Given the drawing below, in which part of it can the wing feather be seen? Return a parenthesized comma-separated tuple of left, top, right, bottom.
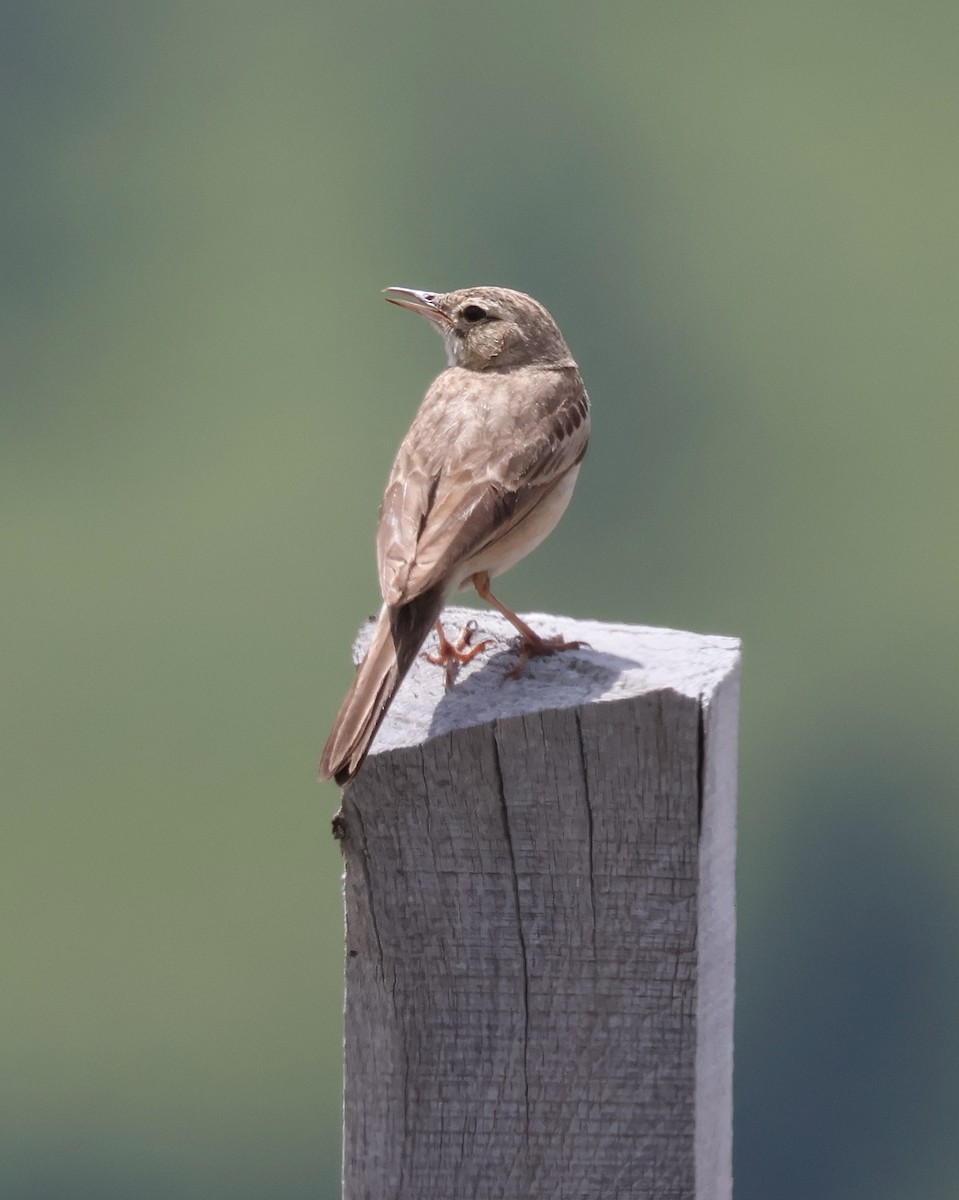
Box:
(376, 365, 589, 606)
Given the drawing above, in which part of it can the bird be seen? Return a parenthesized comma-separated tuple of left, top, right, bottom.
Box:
(318, 285, 590, 785)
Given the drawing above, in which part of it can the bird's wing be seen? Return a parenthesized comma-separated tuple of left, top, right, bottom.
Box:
(376, 366, 589, 607)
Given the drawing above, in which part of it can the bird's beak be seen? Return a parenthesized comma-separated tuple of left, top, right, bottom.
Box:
(382, 287, 451, 330)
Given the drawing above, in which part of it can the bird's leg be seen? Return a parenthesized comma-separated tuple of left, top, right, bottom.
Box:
(422, 618, 492, 687)
(471, 571, 586, 680)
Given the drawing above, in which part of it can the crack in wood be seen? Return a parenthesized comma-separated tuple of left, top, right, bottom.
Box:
(349, 802, 385, 979)
(491, 727, 531, 1140)
(574, 710, 598, 963)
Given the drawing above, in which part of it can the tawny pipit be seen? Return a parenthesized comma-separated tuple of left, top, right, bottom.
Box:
(319, 286, 590, 785)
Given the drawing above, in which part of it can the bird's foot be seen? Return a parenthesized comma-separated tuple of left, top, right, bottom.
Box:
(423, 620, 493, 687)
(501, 633, 588, 683)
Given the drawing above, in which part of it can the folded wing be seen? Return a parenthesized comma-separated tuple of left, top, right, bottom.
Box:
(376, 366, 589, 607)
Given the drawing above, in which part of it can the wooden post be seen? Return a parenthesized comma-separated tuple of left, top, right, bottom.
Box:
(336, 608, 740, 1200)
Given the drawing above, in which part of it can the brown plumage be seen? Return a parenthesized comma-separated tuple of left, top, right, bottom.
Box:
(319, 286, 590, 785)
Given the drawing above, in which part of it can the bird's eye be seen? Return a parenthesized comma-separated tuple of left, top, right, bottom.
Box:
(461, 304, 487, 323)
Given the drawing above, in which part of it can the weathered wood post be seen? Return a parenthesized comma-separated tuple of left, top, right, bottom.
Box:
(335, 608, 740, 1200)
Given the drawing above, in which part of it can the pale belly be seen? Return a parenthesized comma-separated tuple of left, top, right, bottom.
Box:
(453, 465, 581, 590)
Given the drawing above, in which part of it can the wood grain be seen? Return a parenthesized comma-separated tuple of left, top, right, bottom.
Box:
(336, 609, 740, 1199)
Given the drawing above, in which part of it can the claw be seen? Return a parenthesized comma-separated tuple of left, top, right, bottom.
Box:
(422, 619, 493, 687)
(500, 633, 588, 683)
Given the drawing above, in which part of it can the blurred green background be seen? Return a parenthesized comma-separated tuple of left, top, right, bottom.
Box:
(3, 2, 957, 1197)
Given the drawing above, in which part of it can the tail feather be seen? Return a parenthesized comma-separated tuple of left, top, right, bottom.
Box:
(318, 589, 443, 785)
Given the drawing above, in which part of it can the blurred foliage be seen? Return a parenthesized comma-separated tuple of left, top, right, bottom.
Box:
(3, 2, 958, 1197)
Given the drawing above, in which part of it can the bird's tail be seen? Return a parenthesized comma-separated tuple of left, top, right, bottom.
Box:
(318, 589, 443, 785)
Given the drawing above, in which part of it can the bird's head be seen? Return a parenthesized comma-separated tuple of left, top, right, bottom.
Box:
(383, 285, 574, 371)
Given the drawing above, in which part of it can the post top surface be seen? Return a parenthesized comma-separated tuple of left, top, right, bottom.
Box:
(354, 607, 741, 759)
